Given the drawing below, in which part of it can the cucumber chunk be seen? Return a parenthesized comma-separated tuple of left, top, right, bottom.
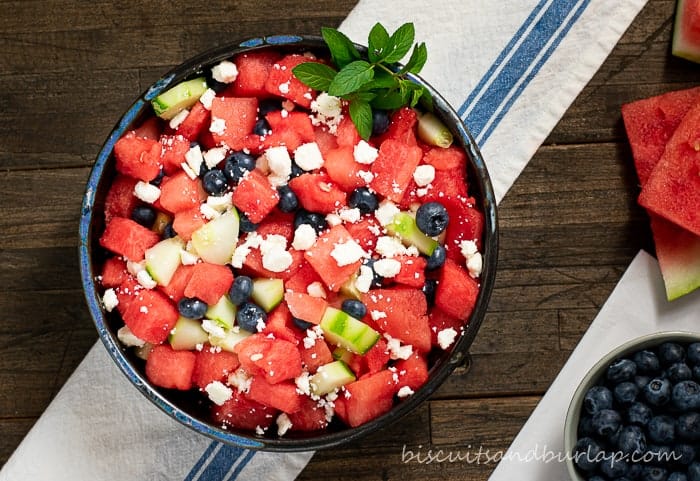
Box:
(310, 360, 356, 396)
(191, 209, 240, 265)
(332, 346, 354, 364)
(339, 272, 362, 300)
(320, 307, 380, 355)
(251, 278, 284, 312)
(386, 211, 439, 256)
(209, 327, 253, 352)
(169, 316, 209, 350)
(151, 77, 208, 120)
(145, 236, 184, 286)
(417, 112, 453, 148)
(205, 295, 237, 329)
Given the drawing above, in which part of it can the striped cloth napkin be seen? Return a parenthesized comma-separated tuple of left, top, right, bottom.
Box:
(0, 0, 647, 479)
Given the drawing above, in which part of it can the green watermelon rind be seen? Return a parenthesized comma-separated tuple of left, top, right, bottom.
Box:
(672, 0, 700, 63)
(651, 215, 700, 300)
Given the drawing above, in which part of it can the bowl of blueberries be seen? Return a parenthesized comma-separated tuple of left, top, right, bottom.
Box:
(565, 331, 700, 481)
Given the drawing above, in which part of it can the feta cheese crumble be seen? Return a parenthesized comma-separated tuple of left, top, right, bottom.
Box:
(384, 334, 414, 360)
(310, 93, 343, 133)
(201, 319, 226, 339)
(134, 181, 161, 204)
(353, 140, 379, 165)
(259, 234, 293, 272)
(205, 381, 233, 406)
(373, 258, 401, 278)
(397, 386, 415, 398)
(168, 108, 190, 129)
(306, 281, 327, 299)
(199, 88, 216, 110)
(117, 325, 145, 348)
(102, 288, 119, 312)
(375, 236, 406, 258)
(211, 60, 238, 84)
(291, 223, 317, 251)
(209, 117, 226, 135)
(228, 368, 252, 393)
(375, 200, 400, 226)
(276, 413, 293, 436)
(459, 240, 483, 278)
(231, 232, 262, 268)
(293, 142, 325, 171)
(265, 146, 292, 187)
(278, 81, 290, 94)
(355, 265, 374, 293)
(338, 207, 361, 224)
(413, 164, 435, 187)
(184, 144, 204, 178)
(136, 269, 157, 289)
(330, 239, 366, 266)
(437, 328, 458, 350)
(203, 146, 228, 169)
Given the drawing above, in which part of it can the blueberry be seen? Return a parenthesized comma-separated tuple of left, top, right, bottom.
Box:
(628, 402, 654, 426)
(688, 462, 700, 481)
(616, 382, 640, 406)
(239, 213, 259, 233)
(178, 297, 208, 319)
(579, 415, 595, 436)
(608, 358, 638, 383)
(362, 258, 383, 288)
(647, 444, 674, 465)
(574, 437, 602, 472)
(668, 363, 694, 383)
(292, 317, 313, 330)
(644, 378, 672, 407)
(422, 279, 438, 307)
(290, 161, 304, 179)
(600, 456, 629, 478)
(277, 185, 299, 213)
(371, 109, 391, 136)
(348, 188, 379, 215)
(668, 473, 688, 481)
(258, 99, 282, 116)
(676, 412, 700, 442)
(688, 344, 700, 367)
(635, 350, 662, 374)
(223, 151, 256, 183)
(150, 169, 165, 187)
(694, 366, 700, 383)
(584, 386, 614, 415)
(229, 276, 253, 306)
(198, 161, 210, 178)
(254, 117, 271, 136)
(618, 425, 648, 455)
(587, 477, 606, 481)
(415, 202, 450, 237)
(629, 463, 643, 479)
(426, 245, 447, 270)
(163, 222, 177, 239)
(636, 375, 652, 390)
(236, 302, 267, 332)
(592, 409, 622, 438)
(672, 443, 696, 465)
(131, 205, 157, 228)
(294, 209, 327, 234)
(202, 168, 228, 196)
(672, 381, 700, 411)
(641, 465, 668, 481)
(341, 299, 367, 319)
(648, 415, 676, 445)
(204, 70, 228, 93)
(659, 342, 686, 366)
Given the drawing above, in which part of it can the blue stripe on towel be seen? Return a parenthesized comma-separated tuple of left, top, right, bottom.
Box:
(459, 0, 591, 145)
(184, 442, 255, 481)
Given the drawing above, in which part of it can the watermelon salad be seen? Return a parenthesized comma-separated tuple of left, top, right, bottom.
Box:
(95, 46, 485, 437)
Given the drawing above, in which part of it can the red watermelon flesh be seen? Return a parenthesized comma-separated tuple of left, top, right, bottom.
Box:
(304, 225, 363, 292)
(122, 288, 179, 344)
(159, 171, 207, 214)
(183, 262, 233, 306)
(323, 146, 366, 192)
(100, 257, 128, 288)
(247, 377, 303, 414)
(212, 389, 277, 431)
(299, 339, 334, 374)
(284, 291, 328, 325)
(231, 169, 279, 223)
(104, 174, 139, 223)
(394, 352, 429, 392)
(114, 136, 162, 181)
(370, 139, 423, 202)
(262, 302, 300, 345)
(334, 369, 396, 428)
(145, 345, 196, 390)
(230, 51, 281, 98)
(287, 396, 329, 431)
(435, 258, 479, 321)
(176, 102, 210, 141)
(99, 217, 160, 262)
(159, 264, 194, 302)
(191, 349, 240, 389)
(159, 135, 191, 175)
(288, 173, 347, 214)
(672, 0, 700, 63)
(264, 54, 317, 108)
(209, 96, 258, 150)
(172, 206, 205, 242)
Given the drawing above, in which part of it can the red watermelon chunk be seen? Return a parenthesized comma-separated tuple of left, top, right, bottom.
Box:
(370, 139, 423, 202)
(263, 303, 300, 345)
(212, 389, 277, 431)
(362, 338, 391, 374)
(287, 396, 329, 431)
(266, 110, 315, 142)
(264, 54, 317, 108)
(335, 116, 362, 147)
(443, 197, 484, 259)
(422, 167, 469, 203)
(334, 369, 396, 428)
(240, 246, 304, 280)
(176, 102, 211, 141)
(394, 352, 429, 392)
(672, 0, 700, 63)
(115, 276, 140, 316)
(256, 211, 295, 243)
(376, 107, 417, 146)
(100, 257, 129, 288)
(114, 135, 162, 181)
(428, 308, 464, 348)
(172, 206, 205, 242)
(422, 145, 467, 170)
(191, 349, 240, 389)
(435, 258, 478, 321)
(230, 51, 281, 98)
(159, 264, 194, 302)
(288, 173, 347, 214)
(393, 255, 427, 288)
(299, 339, 334, 374)
(131, 117, 162, 140)
(247, 377, 303, 414)
(235, 334, 302, 384)
(232, 169, 279, 223)
(345, 215, 380, 251)
(145, 345, 196, 390)
(324, 146, 366, 192)
(123, 288, 179, 344)
(183, 262, 234, 306)
(209, 96, 258, 150)
(159, 171, 207, 214)
(99, 217, 160, 262)
(159, 135, 191, 175)
(361, 287, 431, 352)
(304, 225, 363, 292)
(314, 125, 339, 155)
(284, 291, 328, 325)
(284, 262, 324, 293)
(104, 174, 139, 223)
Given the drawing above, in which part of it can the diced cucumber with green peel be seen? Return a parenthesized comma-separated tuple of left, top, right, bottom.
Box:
(251, 278, 284, 313)
(151, 77, 208, 120)
(209, 327, 253, 353)
(320, 307, 380, 355)
(309, 360, 356, 396)
(169, 316, 209, 350)
(339, 272, 362, 300)
(386, 211, 439, 256)
(332, 346, 354, 364)
(145, 236, 184, 286)
(191, 209, 240, 265)
(205, 295, 237, 329)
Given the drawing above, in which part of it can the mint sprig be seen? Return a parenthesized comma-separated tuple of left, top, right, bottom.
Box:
(293, 22, 431, 140)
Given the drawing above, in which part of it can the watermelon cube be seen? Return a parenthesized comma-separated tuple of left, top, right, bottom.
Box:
(172, 206, 206, 242)
(145, 345, 197, 390)
(212, 389, 277, 430)
(287, 396, 329, 431)
(191, 349, 240, 389)
(104, 174, 139, 223)
(284, 261, 324, 293)
(176, 102, 211, 141)
(232, 169, 279, 223)
(209, 96, 258, 150)
(394, 352, 429, 392)
(304, 225, 363, 292)
(263, 303, 300, 345)
(288, 173, 347, 214)
(114, 135, 162, 182)
(422, 145, 467, 171)
(240, 247, 304, 280)
(335, 116, 362, 147)
(428, 307, 464, 348)
(230, 51, 281, 98)
(435, 258, 479, 321)
(323, 146, 366, 192)
(122, 288, 179, 344)
(131, 117, 162, 140)
(443, 197, 484, 259)
(264, 54, 317, 108)
(100, 257, 129, 288)
(393, 255, 427, 288)
(235, 334, 302, 384)
(159, 135, 191, 175)
(345, 215, 380, 251)
(159, 171, 207, 214)
(159, 264, 194, 302)
(183, 262, 234, 306)
(284, 291, 328, 325)
(265, 110, 315, 143)
(334, 369, 396, 428)
(370, 139, 424, 202)
(247, 377, 303, 414)
(299, 339, 334, 374)
(376, 107, 418, 146)
(99, 217, 160, 262)
(314, 125, 339, 155)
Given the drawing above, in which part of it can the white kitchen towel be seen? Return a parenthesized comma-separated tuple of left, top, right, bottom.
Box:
(0, 0, 648, 480)
(489, 250, 700, 481)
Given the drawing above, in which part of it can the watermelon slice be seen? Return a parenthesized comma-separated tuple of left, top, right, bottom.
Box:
(672, 0, 700, 63)
(624, 89, 700, 299)
(145, 345, 196, 390)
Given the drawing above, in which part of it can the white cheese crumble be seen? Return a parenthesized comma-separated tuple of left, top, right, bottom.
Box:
(355, 265, 374, 293)
(231, 232, 262, 268)
(307, 281, 327, 299)
(278, 81, 290, 94)
(437, 328, 458, 350)
(259, 234, 293, 272)
(203, 146, 228, 169)
(180, 249, 199, 265)
(460, 240, 478, 257)
(181, 162, 198, 180)
(211, 60, 238, 84)
(303, 326, 324, 349)
(205, 381, 233, 406)
(136, 269, 157, 289)
(126, 260, 145, 276)
(102, 288, 119, 312)
(325, 213, 343, 227)
(330, 239, 366, 267)
(338, 207, 361, 224)
(265, 146, 292, 187)
(185, 144, 204, 177)
(373, 258, 401, 278)
(276, 413, 293, 436)
(375, 236, 406, 258)
(169, 108, 190, 129)
(228, 368, 252, 393)
(209, 117, 227, 136)
(117, 326, 145, 347)
(293, 142, 325, 171)
(199, 88, 216, 110)
(413, 164, 435, 187)
(250, 353, 264, 362)
(466, 252, 483, 278)
(370, 310, 387, 321)
(353, 140, 379, 165)
(201, 319, 226, 338)
(200, 203, 221, 220)
(291, 223, 317, 251)
(295, 371, 311, 395)
(134, 181, 161, 204)
(310, 93, 343, 133)
(207, 192, 233, 211)
(357, 170, 374, 184)
(397, 386, 415, 398)
(384, 334, 414, 360)
(375, 200, 400, 226)
(255, 425, 266, 436)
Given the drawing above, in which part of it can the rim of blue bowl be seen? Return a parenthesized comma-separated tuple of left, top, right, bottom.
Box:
(564, 330, 700, 481)
(78, 34, 499, 452)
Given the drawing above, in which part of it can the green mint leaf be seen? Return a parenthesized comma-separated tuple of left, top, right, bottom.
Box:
(349, 99, 373, 141)
(350, 91, 377, 103)
(328, 60, 374, 97)
(419, 87, 434, 111)
(383, 23, 415, 63)
(400, 42, 428, 74)
(321, 27, 360, 69)
(410, 85, 424, 107)
(368, 23, 390, 63)
(292, 62, 337, 91)
(370, 89, 406, 110)
(359, 69, 396, 90)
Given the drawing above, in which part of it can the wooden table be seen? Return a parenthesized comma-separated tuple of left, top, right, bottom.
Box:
(1, 0, 697, 479)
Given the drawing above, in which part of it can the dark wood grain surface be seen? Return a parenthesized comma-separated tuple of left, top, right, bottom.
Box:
(1, 0, 697, 479)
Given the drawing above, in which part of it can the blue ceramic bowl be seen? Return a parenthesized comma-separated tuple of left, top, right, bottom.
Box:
(78, 35, 498, 451)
